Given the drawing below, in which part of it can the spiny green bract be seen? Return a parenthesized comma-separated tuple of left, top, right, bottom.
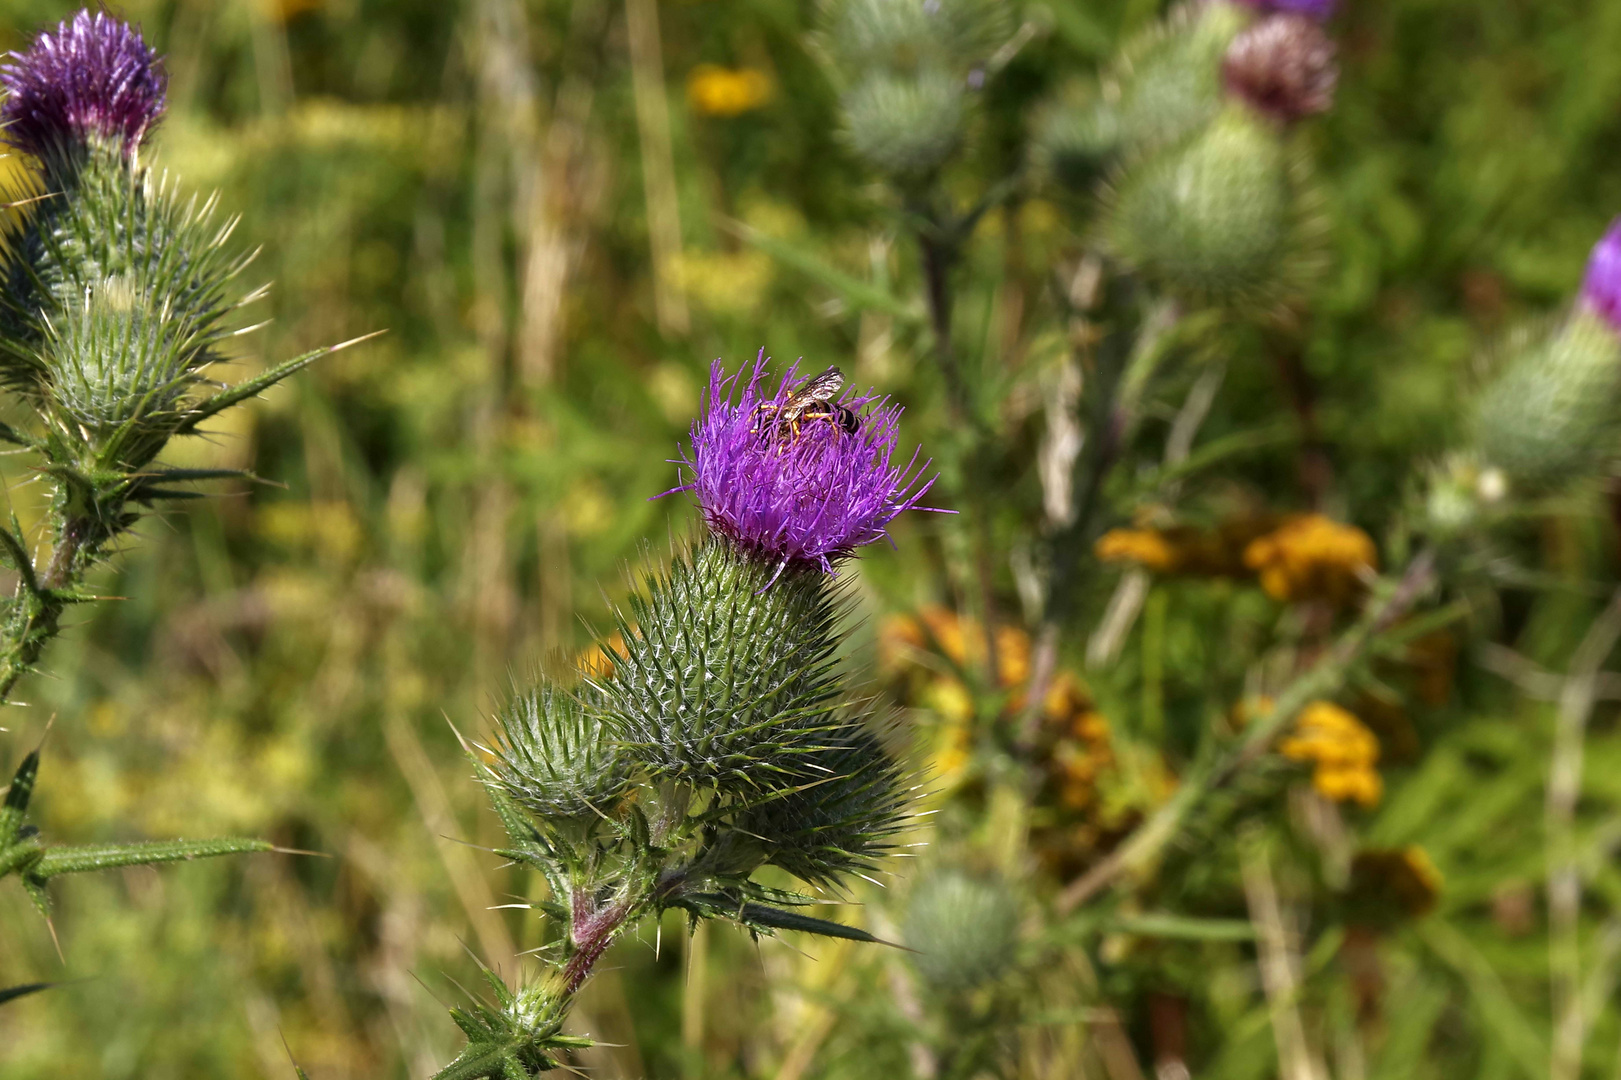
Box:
(1105, 105, 1325, 308)
(901, 868, 1021, 997)
(1036, 3, 1246, 200)
(821, 0, 1009, 81)
(742, 720, 912, 890)
(0, 144, 248, 421)
(488, 683, 630, 821)
(1475, 307, 1621, 491)
(841, 69, 965, 187)
(597, 541, 847, 791)
(1110, 1, 1247, 156)
(45, 276, 205, 430)
(435, 965, 592, 1080)
(1, 147, 252, 456)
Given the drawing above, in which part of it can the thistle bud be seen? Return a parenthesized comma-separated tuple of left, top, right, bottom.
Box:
(1475, 309, 1621, 492)
(488, 684, 630, 822)
(1108, 1, 1248, 155)
(841, 69, 965, 187)
(1470, 224, 1621, 490)
(1223, 14, 1337, 122)
(598, 541, 847, 792)
(742, 721, 911, 889)
(824, 0, 1009, 77)
(901, 869, 1020, 997)
(1, 11, 165, 167)
(820, 0, 1008, 187)
(1105, 104, 1322, 307)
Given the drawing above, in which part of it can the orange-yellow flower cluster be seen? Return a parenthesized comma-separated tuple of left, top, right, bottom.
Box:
(686, 65, 773, 117)
(1052, 698, 1113, 811)
(879, 605, 1033, 692)
(1280, 701, 1382, 807)
(1094, 517, 1278, 578)
(1095, 528, 1180, 573)
(1243, 514, 1377, 605)
(879, 606, 1108, 789)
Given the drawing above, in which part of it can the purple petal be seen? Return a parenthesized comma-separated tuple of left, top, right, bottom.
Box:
(1, 10, 167, 159)
(667, 353, 946, 573)
(1233, 0, 1337, 23)
(1581, 218, 1621, 333)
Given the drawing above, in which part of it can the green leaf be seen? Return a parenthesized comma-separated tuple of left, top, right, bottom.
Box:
(33, 836, 271, 877)
(1, 749, 40, 839)
(0, 982, 53, 1006)
(734, 902, 885, 944)
(431, 1040, 528, 1080)
(0, 525, 40, 597)
(179, 331, 383, 433)
(0, 421, 39, 449)
(1124, 422, 1295, 495)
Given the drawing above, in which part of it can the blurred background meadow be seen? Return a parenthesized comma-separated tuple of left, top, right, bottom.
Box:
(6, 0, 1621, 1077)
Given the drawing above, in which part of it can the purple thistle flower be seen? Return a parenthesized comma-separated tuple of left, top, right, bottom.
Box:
(1223, 14, 1337, 122)
(668, 354, 944, 573)
(1, 10, 167, 159)
(1234, 0, 1337, 23)
(1580, 218, 1621, 333)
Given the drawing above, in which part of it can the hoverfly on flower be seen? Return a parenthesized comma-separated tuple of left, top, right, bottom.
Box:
(753, 365, 861, 442)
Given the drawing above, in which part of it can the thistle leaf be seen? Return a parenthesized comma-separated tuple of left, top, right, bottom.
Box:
(33, 836, 271, 877)
(0, 982, 54, 1006)
(732, 902, 885, 943)
(179, 331, 383, 434)
(2, 749, 41, 835)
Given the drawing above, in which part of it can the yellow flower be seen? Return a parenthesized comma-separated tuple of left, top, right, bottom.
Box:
(924, 677, 975, 726)
(1280, 701, 1383, 807)
(930, 714, 974, 785)
(687, 65, 773, 117)
(1312, 764, 1383, 807)
(1095, 528, 1179, 573)
(1243, 514, 1377, 604)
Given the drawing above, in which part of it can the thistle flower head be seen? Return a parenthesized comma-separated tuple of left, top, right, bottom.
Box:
(672, 354, 940, 573)
(487, 682, 630, 822)
(1234, 0, 1336, 22)
(1, 10, 166, 159)
(1580, 218, 1621, 332)
(1223, 13, 1337, 121)
(743, 720, 912, 889)
(902, 869, 1021, 996)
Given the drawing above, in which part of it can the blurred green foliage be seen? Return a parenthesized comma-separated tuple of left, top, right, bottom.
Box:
(5, 0, 1621, 1076)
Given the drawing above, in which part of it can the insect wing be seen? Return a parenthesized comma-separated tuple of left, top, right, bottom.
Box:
(786, 366, 845, 409)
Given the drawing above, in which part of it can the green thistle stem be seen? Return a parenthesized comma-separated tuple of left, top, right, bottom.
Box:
(0, 513, 96, 704)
